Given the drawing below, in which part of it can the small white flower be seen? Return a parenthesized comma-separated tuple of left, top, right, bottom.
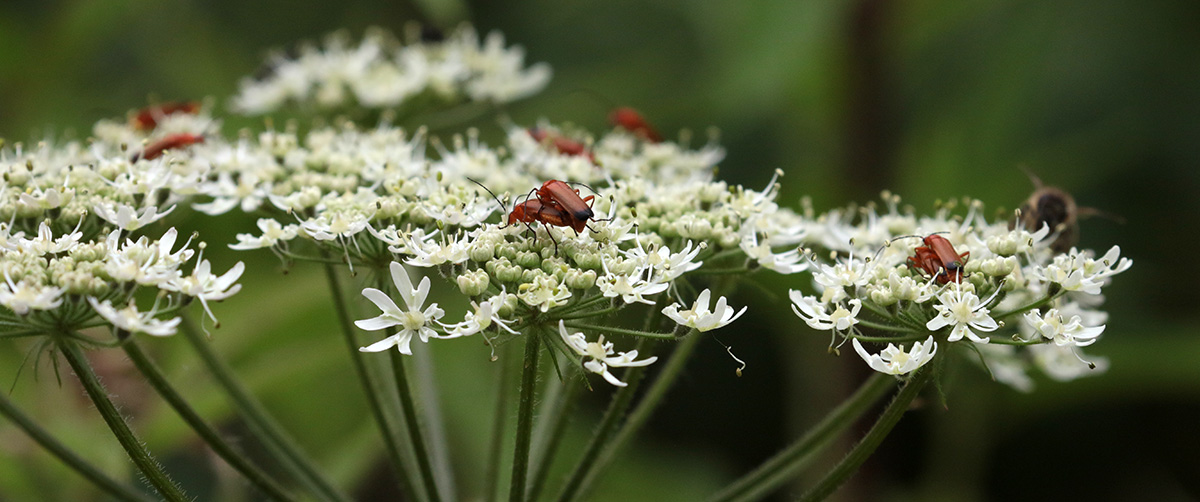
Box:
(1023, 309, 1104, 347)
(438, 291, 517, 339)
(87, 297, 181, 337)
(1030, 343, 1108, 381)
(739, 229, 807, 274)
(93, 203, 176, 231)
(18, 221, 83, 255)
(926, 285, 1000, 343)
(164, 257, 245, 325)
(229, 219, 301, 250)
(852, 336, 937, 375)
(558, 320, 658, 387)
(517, 274, 572, 312)
(662, 289, 747, 332)
(789, 292, 861, 333)
(356, 262, 445, 354)
(596, 260, 668, 305)
(0, 273, 63, 315)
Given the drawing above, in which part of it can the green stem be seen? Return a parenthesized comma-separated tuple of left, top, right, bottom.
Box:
(549, 294, 610, 318)
(390, 351, 443, 502)
(692, 267, 753, 276)
(484, 343, 518, 502)
(985, 336, 1049, 346)
(850, 333, 930, 344)
(705, 373, 896, 502)
(0, 389, 152, 502)
(562, 278, 737, 501)
(509, 329, 543, 502)
(798, 367, 933, 501)
(556, 306, 622, 320)
(562, 322, 675, 340)
(562, 334, 694, 501)
(121, 338, 296, 501)
(526, 366, 583, 502)
(855, 319, 921, 334)
(179, 314, 350, 502)
(323, 263, 422, 501)
(56, 338, 188, 501)
(992, 291, 1064, 320)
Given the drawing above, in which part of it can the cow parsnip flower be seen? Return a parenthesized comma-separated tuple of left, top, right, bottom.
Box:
(356, 262, 445, 354)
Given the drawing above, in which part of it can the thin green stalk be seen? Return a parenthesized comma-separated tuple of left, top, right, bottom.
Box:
(484, 342, 518, 502)
(323, 262, 422, 501)
(554, 290, 678, 502)
(526, 366, 583, 502)
(562, 334, 694, 501)
(0, 389, 152, 502)
(798, 367, 933, 501)
(850, 333, 929, 343)
(985, 336, 1049, 346)
(692, 267, 753, 276)
(992, 290, 1065, 320)
(556, 306, 622, 320)
(509, 328, 543, 502)
(562, 322, 675, 340)
(179, 314, 350, 502)
(121, 338, 296, 501)
(705, 373, 895, 502)
(390, 351, 443, 502)
(855, 319, 921, 334)
(56, 338, 188, 501)
(413, 347, 457, 501)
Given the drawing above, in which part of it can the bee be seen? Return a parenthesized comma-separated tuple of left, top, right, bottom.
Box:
(1012, 168, 1121, 253)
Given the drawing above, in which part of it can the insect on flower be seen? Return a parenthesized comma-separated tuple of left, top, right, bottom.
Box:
(1011, 168, 1123, 253)
(608, 106, 662, 143)
(900, 233, 969, 284)
(134, 133, 205, 162)
(468, 178, 610, 255)
(130, 101, 201, 131)
(527, 128, 595, 162)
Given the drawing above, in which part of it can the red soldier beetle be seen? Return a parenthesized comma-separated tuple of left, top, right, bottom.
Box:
(527, 128, 595, 162)
(608, 106, 662, 143)
(131, 102, 201, 131)
(895, 232, 969, 284)
(133, 133, 205, 162)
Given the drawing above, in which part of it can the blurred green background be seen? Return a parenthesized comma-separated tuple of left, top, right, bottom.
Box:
(2, 0, 1199, 500)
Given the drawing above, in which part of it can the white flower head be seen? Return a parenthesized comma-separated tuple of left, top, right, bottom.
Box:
(926, 285, 1001, 343)
(789, 291, 861, 333)
(558, 320, 658, 387)
(356, 262, 445, 354)
(164, 254, 245, 325)
(0, 273, 63, 315)
(852, 336, 937, 375)
(87, 297, 181, 337)
(662, 289, 747, 332)
(1023, 309, 1104, 347)
(93, 202, 176, 231)
(438, 290, 518, 339)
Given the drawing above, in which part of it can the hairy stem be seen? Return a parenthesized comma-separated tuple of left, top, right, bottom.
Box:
(56, 338, 188, 501)
(509, 329, 543, 502)
(323, 262, 422, 501)
(179, 314, 349, 502)
(799, 367, 932, 501)
(390, 350, 444, 502)
(0, 388, 152, 502)
(706, 373, 895, 502)
(121, 338, 296, 501)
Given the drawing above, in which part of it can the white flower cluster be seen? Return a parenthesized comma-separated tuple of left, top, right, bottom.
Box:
(193, 115, 794, 385)
(787, 194, 1131, 386)
(0, 107, 243, 338)
(231, 25, 551, 115)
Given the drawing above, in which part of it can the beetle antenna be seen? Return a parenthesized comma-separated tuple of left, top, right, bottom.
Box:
(466, 177, 512, 228)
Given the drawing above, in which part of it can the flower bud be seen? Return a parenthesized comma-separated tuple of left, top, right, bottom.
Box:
(456, 269, 490, 297)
